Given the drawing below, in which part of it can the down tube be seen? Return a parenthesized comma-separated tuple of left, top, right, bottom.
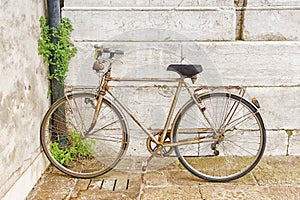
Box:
(107, 90, 160, 144)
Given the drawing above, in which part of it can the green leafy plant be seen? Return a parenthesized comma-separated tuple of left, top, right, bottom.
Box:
(50, 131, 95, 165)
(38, 16, 77, 85)
(50, 142, 73, 165)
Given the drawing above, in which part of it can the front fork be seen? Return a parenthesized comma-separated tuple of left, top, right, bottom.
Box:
(89, 72, 111, 132)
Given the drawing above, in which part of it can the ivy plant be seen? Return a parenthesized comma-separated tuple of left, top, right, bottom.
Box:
(38, 16, 77, 85)
(50, 131, 95, 165)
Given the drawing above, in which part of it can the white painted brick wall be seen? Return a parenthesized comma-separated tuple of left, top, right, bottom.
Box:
(63, 7, 236, 41)
(247, 0, 300, 6)
(237, 0, 300, 40)
(65, 0, 234, 7)
(243, 8, 300, 41)
(63, 0, 300, 158)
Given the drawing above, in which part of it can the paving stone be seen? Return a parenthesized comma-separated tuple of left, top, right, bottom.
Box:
(141, 185, 203, 200)
(26, 167, 77, 200)
(252, 156, 300, 185)
(27, 156, 300, 199)
(199, 184, 300, 200)
(142, 171, 168, 186)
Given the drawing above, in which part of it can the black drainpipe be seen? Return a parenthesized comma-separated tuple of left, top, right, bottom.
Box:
(47, 0, 64, 104)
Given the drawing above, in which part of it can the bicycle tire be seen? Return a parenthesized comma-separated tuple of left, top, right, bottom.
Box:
(173, 92, 266, 182)
(40, 92, 129, 178)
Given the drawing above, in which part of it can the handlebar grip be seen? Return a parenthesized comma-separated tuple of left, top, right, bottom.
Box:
(94, 44, 110, 52)
(94, 44, 101, 49)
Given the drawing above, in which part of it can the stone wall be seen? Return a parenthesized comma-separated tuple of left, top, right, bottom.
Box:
(0, 1, 49, 199)
(62, 0, 300, 164)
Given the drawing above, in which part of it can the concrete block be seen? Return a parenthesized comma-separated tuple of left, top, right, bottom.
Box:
(149, 0, 234, 7)
(182, 41, 300, 87)
(243, 8, 300, 41)
(289, 130, 300, 155)
(65, 0, 149, 7)
(67, 42, 299, 130)
(264, 130, 288, 156)
(65, 0, 233, 7)
(247, 87, 300, 130)
(66, 42, 182, 86)
(62, 8, 236, 41)
(67, 41, 300, 87)
(247, 0, 300, 7)
(242, 0, 300, 41)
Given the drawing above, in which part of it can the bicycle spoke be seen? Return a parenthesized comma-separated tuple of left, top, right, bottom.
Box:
(88, 135, 123, 143)
(174, 92, 265, 182)
(40, 93, 128, 178)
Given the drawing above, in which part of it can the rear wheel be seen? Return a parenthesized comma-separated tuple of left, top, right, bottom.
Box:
(173, 92, 266, 182)
(40, 93, 129, 178)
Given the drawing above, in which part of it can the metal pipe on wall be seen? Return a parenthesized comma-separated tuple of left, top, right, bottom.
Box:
(47, 0, 64, 103)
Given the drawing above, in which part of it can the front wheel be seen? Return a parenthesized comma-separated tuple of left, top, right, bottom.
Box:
(40, 93, 129, 178)
(173, 92, 266, 182)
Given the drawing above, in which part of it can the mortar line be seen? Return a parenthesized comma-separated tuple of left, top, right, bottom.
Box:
(65, 178, 79, 200)
(237, 0, 248, 40)
(137, 173, 147, 200)
(286, 130, 294, 156)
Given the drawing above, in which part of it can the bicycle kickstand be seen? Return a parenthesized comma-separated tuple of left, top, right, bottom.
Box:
(142, 154, 155, 172)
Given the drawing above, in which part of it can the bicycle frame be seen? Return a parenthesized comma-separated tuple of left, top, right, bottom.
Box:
(108, 77, 183, 145)
(40, 46, 266, 181)
(90, 71, 218, 149)
(87, 47, 246, 150)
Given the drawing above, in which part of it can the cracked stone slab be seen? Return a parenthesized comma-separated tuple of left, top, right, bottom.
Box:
(199, 184, 300, 200)
(26, 167, 77, 200)
(141, 185, 203, 200)
(252, 156, 300, 185)
(27, 156, 300, 199)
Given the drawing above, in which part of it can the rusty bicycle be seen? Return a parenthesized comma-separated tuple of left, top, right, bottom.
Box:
(40, 45, 266, 182)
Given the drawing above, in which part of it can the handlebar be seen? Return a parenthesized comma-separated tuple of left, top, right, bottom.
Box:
(94, 45, 124, 58)
(93, 45, 124, 72)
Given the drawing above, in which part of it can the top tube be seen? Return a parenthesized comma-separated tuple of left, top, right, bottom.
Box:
(109, 77, 182, 83)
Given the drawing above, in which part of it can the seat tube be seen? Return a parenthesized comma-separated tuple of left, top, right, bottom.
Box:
(160, 78, 184, 143)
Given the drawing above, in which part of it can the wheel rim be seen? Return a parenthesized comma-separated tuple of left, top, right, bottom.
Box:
(174, 93, 266, 181)
(40, 93, 128, 178)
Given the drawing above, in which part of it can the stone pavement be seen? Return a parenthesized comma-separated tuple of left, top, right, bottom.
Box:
(26, 156, 300, 200)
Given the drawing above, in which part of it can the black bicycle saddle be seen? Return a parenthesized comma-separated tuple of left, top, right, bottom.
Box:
(167, 64, 203, 77)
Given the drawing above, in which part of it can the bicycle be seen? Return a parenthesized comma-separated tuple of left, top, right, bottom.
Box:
(40, 45, 266, 182)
